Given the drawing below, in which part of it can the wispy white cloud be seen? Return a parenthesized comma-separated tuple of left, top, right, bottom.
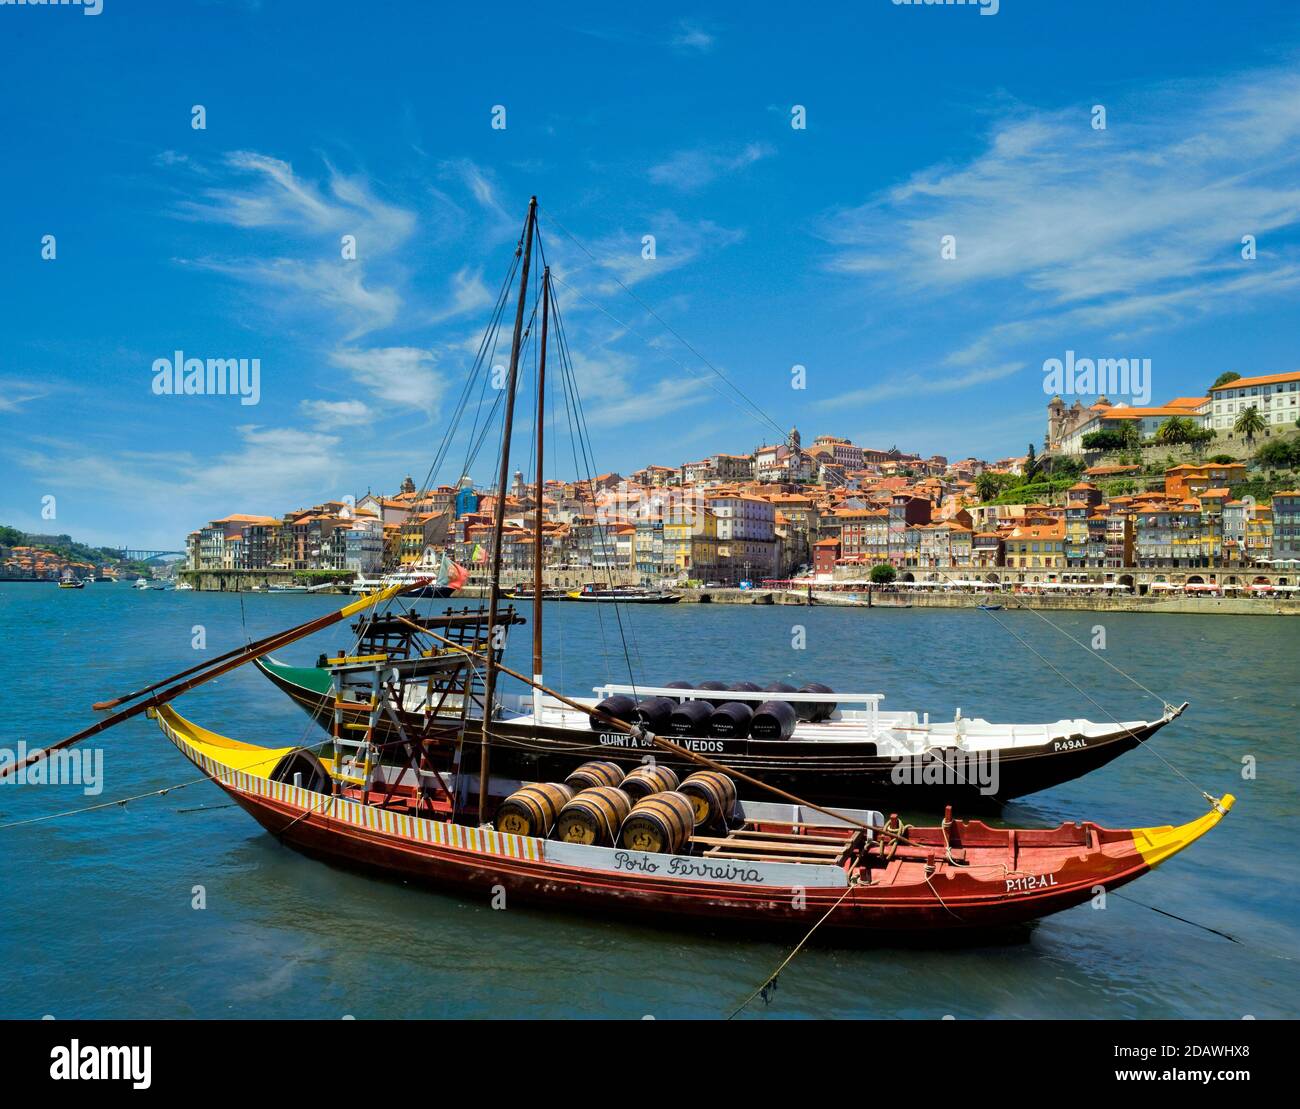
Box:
(669, 19, 716, 53)
(813, 362, 1025, 409)
(428, 266, 495, 324)
(300, 398, 373, 428)
(819, 67, 1300, 362)
(647, 142, 774, 192)
(0, 378, 50, 414)
(184, 255, 402, 339)
(550, 211, 745, 294)
(328, 347, 443, 417)
(178, 151, 415, 253)
(9, 425, 347, 547)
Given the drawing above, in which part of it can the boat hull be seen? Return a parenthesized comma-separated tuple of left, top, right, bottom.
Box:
(154, 705, 1220, 938)
(255, 658, 1178, 806)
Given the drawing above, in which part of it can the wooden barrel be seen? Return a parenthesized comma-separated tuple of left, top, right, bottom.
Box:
(619, 792, 696, 855)
(564, 760, 625, 791)
(555, 786, 632, 846)
(494, 782, 575, 837)
(750, 699, 798, 740)
(668, 699, 711, 735)
(679, 771, 738, 828)
(589, 694, 637, 730)
(799, 682, 836, 722)
(707, 700, 754, 737)
(632, 697, 675, 731)
(620, 763, 680, 801)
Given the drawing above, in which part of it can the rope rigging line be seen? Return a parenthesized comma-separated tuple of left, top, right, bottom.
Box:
(546, 266, 644, 693)
(547, 271, 786, 440)
(975, 606, 1211, 801)
(538, 204, 788, 442)
(1005, 601, 1172, 709)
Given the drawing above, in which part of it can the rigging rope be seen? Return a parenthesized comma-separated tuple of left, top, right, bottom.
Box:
(975, 606, 1210, 800)
(539, 204, 788, 442)
(1004, 601, 1171, 708)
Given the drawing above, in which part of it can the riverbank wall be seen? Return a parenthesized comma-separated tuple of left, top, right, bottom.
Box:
(176, 572, 1300, 614)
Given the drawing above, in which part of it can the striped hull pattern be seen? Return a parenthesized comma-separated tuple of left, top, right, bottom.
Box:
(151, 707, 1219, 937)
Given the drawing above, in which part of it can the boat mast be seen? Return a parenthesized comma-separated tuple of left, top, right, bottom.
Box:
(478, 196, 537, 817)
(531, 267, 550, 717)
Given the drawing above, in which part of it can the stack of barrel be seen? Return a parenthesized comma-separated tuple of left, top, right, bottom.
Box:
(494, 758, 737, 857)
(650, 680, 837, 740)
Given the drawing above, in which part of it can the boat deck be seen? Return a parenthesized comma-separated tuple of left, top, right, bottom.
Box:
(499, 693, 1147, 754)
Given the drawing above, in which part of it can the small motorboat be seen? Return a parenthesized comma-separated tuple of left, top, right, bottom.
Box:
(133, 577, 149, 590)
(57, 579, 86, 590)
(566, 584, 681, 603)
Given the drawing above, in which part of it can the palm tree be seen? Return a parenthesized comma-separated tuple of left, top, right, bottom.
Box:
(975, 472, 999, 503)
(1234, 405, 1266, 443)
(1155, 416, 1195, 444)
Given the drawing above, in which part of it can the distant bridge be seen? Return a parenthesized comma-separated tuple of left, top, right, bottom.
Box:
(112, 549, 186, 563)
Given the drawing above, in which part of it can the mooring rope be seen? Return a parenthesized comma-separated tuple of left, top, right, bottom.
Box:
(1109, 889, 1241, 944)
(728, 882, 858, 1019)
(976, 605, 1210, 801)
(1004, 600, 1171, 708)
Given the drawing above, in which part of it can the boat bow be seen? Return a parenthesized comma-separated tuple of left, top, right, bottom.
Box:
(1130, 793, 1235, 869)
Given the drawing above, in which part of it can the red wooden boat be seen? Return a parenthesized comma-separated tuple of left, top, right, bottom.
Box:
(149, 704, 1233, 936)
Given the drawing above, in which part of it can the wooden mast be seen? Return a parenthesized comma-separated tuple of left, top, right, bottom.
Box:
(531, 267, 550, 717)
(478, 196, 537, 816)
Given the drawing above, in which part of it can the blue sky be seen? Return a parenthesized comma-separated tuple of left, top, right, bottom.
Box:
(3, 0, 1299, 548)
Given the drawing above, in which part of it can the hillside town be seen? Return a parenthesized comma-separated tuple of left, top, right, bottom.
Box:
(181, 369, 1300, 593)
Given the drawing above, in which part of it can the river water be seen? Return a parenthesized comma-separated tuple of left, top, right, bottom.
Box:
(1, 583, 1295, 1018)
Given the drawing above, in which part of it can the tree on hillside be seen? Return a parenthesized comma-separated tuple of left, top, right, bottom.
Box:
(1254, 439, 1299, 470)
(1155, 416, 1197, 445)
(1212, 371, 1242, 390)
(974, 472, 1000, 502)
(1022, 443, 1040, 483)
(1118, 420, 1141, 448)
(1082, 430, 1126, 451)
(1234, 405, 1267, 443)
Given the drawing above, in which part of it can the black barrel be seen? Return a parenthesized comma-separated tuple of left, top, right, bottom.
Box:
(764, 681, 798, 695)
(668, 699, 712, 735)
(707, 700, 754, 738)
(731, 680, 763, 694)
(750, 699, 798, 740)
(695, 680, 729, 706)
(663, 680, 694, 702)
(590, 694, 637, 730)
(632, 697, 675, 731)
(799, 682, 836, 722)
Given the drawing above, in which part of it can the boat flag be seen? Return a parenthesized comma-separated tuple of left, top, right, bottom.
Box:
(434, 552, 451, 588)
(472, 542, 486, 564)
(448, 560, 470, 590)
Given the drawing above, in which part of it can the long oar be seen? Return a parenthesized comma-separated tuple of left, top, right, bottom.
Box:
(2, 581, 420, 782)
